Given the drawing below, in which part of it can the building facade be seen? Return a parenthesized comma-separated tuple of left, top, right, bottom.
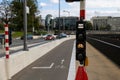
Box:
(91, 16, 120, 31)
(55, 16, 79, 30)
(107, 17, 120, 31)
(91, 16, 109, 30)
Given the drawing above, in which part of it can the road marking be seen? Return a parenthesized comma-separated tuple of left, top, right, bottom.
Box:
(67, 41, 75, 80)
(55, 65, 66, 69)
(32, 63, 54, 69)
(61, 59, 65, 64)
(88, 37, 120, 48)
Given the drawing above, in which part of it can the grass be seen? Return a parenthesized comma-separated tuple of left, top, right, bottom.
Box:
(12, 32, 24, 38)
(0, 30, 24, 38)
(0, 30, 4, 33)
(0, 30, 47, 38)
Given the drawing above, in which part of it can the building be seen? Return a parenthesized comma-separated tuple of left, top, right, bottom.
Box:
(91, 16, 120, 31)
(107, 17, 120, 31)
(54, 16, 79, 30)
(91, 16, 109, 30)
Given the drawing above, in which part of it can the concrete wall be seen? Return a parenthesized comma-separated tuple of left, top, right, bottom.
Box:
(0, 36, 75, 80)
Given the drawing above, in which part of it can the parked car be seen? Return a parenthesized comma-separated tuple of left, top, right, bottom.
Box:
(21, 34, 33, 40)
(41, 34, 49, 39)
(56, 33, 67, 39)
(44, 34, 55, 40)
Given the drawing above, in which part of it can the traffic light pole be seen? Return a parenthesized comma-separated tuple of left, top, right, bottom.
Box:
(65, 0, 88, 80)
(76, 0, 87, 66)
(80, 0, 85, 20)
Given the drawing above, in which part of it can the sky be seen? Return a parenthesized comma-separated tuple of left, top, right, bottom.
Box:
(0, 0, 120, 20)
(38, 0, 120, 20)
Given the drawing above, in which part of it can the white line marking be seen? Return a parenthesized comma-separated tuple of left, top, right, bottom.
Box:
(88, 37, 120, 48)
(67, 41, 76, 80)
(50, 63, 54, 68)
(61, 59, 65, 65)
(32, 63, 54, 69)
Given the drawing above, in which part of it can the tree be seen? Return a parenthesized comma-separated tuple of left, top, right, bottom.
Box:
(0, 0, 13, 28)
(10, 0, 23, 31)
(86, 21, 93, 30)
(11, 0, 39, 31)
(106, 24, 111, 30)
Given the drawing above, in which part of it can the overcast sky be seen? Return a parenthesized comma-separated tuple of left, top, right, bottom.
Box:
(38, 0, 120, 20)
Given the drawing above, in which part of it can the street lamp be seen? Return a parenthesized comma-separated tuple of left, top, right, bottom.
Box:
(23, 0, 28, 51)
(63, 10, 70, 31)
(58, 0, 60, 35)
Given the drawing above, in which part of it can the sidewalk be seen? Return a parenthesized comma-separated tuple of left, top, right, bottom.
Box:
(76, 42, 120, 80)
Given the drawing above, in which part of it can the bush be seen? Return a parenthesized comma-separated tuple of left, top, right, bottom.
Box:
(0, 30, 4, 34)
(34, 30, 47, 35)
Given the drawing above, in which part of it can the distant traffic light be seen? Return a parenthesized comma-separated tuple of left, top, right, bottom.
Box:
(65, 0, 81, 2)
(76, 21, 86, 65)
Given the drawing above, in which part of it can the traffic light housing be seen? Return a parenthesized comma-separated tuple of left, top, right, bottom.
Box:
(76, 20, 86, 65)
(65, 0, 81, 2)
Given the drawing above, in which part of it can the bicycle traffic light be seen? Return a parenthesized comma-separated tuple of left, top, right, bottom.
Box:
(76, 20, 86, 65)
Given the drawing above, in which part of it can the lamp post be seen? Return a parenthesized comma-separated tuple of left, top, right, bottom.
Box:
(58, 0, 60, 35)
(63, 10, 70, 31)
(23, 0, 28, 51)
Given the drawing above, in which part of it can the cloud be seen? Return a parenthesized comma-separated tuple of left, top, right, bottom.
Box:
(40, 0, 120, 20)
(41, 9, 58, 19)
(40, 2, 47, 7)
(86, 0, 120, 20)
(50, 0, 59, 4)
(86, 0, 120, 9)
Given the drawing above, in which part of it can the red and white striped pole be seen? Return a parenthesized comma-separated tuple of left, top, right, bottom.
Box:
(5, 23, 11, 80)
(80, 0, 85, 20)
(5, 24, 9, 59)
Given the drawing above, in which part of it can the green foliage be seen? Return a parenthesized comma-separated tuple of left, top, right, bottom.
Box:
(10, 1, 23, 31)
(34, 30, 47, 35)
(0, 30, 4, 34)
(0, 23, 4, 30)
(10, 0, 40, 31)
(12, 31, 23, 38)
(86, 21, 93, 30)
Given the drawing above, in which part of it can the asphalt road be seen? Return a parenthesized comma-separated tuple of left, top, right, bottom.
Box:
(11, 39, 74, 80)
